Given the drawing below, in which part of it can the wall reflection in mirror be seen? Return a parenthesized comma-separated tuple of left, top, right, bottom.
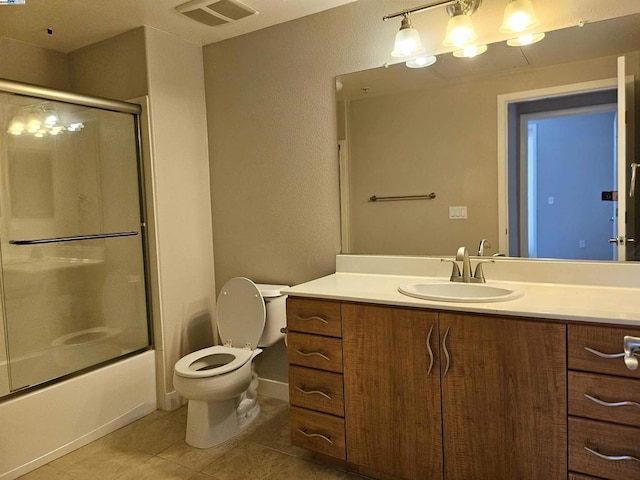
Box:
(337, 13, 640, 261)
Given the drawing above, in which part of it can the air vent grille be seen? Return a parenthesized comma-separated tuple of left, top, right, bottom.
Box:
(176, 0, 257, 27)
(208, 0, 254, 21)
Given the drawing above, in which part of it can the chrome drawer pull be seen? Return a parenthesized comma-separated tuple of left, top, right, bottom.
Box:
(584, 393, 640, 409)
(584, 446, 640, 463)
(584, 346, 625, 359)
(296, 428, 334, 444)
(426, 325, 434, 377)
(294, 349, 330, 361)
(442, 327, 451, 378)
(295, 386, 332, 400)
(295, 314, 329, 324)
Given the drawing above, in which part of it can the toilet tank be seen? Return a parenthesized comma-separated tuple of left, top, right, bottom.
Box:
(256, 284, 288, 347)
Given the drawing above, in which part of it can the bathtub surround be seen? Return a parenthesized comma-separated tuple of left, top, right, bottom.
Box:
(0, 25, 214, 479)
(0, 351, 155, 479)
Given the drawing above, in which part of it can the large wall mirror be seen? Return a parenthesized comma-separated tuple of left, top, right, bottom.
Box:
(337, 12, 640, 261)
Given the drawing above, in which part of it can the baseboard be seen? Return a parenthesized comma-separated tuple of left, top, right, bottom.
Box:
(257, 377, 289, 402)
(160, 390, 185, 411)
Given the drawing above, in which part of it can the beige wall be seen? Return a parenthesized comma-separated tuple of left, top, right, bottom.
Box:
(348, 55, 618, 256)
(202, 1, 411, 291)
(144, 27, 215, 407)
(68, 28, 147, 100)
(0, 37, 69, 90)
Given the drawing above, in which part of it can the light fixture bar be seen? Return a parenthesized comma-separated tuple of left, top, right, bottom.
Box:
(383, 0, 456, 21)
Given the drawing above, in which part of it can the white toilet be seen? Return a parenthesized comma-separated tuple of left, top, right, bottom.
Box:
(173, 277, 288, 448)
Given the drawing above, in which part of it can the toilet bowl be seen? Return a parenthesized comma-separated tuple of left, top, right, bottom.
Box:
(173, 277, 288, 448)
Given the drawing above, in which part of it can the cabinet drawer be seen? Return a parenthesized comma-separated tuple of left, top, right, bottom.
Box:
(569, 474, 605, 480)
(289, 365, 344, 417)
(287, 332, 343, 373)
(569, 417, 640, 480)
(568, 324, 640, 379)
(287, 298, 342, 337)
(569, 371, 640, 428)
(290, 406, 345, 460)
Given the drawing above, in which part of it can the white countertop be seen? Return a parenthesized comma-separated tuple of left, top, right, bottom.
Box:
(282, 272, 640, 326)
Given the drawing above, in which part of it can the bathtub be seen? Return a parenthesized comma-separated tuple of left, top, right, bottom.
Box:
(0, 350, 156, 479)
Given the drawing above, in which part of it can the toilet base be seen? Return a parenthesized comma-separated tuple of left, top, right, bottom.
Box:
(185, 395, 261, 448)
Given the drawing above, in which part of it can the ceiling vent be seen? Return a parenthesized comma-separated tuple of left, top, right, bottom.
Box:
(176, 0, 257, 27)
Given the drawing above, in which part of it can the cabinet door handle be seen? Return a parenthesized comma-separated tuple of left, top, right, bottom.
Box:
(584, 346, 625, 359)
(584, 446, 640, 463)
(442, 326, 451, 378)
(584, 393, 640, 409)
(296, 428, 334, 444)
(295, 386, 332, 400)
(293, 349, 330, 361)
(426, 325, 434, 377)
(295, 314, 329, 324)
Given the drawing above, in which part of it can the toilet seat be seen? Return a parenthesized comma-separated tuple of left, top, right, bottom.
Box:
(174, 345, 253, 379)
(217, 277, 266, 349)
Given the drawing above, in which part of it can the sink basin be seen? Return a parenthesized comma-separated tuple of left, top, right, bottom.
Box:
(398, 281, 523, 303)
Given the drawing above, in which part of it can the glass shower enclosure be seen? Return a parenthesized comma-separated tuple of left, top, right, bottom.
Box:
(0, 80, 151, 397)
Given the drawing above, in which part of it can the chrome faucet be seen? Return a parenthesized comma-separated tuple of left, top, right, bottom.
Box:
(478, 238, 491, 256)
(456, 246, 472, 282)
(442, 246, 495, 283)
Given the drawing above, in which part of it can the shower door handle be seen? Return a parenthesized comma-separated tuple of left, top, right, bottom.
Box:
(10, 231, 139, 245)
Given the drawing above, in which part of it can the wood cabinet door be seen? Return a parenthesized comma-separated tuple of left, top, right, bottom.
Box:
(440, 313, 567, 480)
(343, 304, 442, 480)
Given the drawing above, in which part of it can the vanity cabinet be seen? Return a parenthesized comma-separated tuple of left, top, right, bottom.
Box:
(439, 312, 567, 479)
(342, 305, 566, 480)
(567, 324, 640, 480)
(342, 304, 442, 480)
(286, 298, 346, 460)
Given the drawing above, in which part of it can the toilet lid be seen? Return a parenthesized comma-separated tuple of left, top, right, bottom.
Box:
(217, 277, 265, 349)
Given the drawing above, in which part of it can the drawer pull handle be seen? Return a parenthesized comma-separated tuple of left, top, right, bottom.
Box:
(584, 446, 640, 463)
(584, 346, 625, 359)
(295, 315, 329, 324)
(296, 428, 334, 444)
(294, 349, 330, 361)
(584, 393, 640, 409)
(296, 386, 332, 400)
(426, 325, 434, 377)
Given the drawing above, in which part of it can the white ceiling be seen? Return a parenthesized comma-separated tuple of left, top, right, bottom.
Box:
(0, 0, 357, 53)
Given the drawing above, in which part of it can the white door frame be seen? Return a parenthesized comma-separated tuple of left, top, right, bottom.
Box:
(496, 77, 618, 255)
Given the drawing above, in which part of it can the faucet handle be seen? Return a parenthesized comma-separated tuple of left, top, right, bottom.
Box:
(441, 259, 461, 282)
(473, 260, 495, 283)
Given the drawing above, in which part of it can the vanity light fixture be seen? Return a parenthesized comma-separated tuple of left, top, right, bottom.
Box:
(500, 0, 540, 33)
(452, 44, 488, 58)
(384, 0, 481, 57)
(506, 32, 545, 46)
(442, 0, 480, 48)
(406, 55, 437, 68)
(391, 14, 424, 58)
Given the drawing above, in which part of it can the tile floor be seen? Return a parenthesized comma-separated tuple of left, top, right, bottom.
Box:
(18, 397, 360, 480)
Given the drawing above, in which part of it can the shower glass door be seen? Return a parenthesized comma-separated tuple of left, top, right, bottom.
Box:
(0, 88, 150, 395)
